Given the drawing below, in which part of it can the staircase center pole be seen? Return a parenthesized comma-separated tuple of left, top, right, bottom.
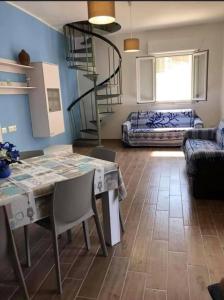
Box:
(93, 79, 102, 146)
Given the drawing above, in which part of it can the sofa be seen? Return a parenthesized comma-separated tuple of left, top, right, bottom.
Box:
(122, 109, 203, 147)
(183, 120, 224, 198)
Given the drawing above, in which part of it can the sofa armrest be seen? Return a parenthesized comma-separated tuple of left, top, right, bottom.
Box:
(122, 121, 131, 132)
(122, 121, 131, 143)
(183, 128, 217, 146)
(194, 117, 203, 128)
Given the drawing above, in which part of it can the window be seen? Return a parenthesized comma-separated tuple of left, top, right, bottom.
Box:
(136, 50, 208, 103)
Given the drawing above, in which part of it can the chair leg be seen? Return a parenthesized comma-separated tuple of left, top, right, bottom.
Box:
(4, 208, 29, 300)
(93, 213, 108, 257)
(119, 208, 125, 234)
(82, 221, 91, 250)
(52, 231, 62, 294)
(24, 226, 31, 267)
(67, 229, 72, 243)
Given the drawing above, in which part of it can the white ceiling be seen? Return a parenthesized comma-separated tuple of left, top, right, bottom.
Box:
(9, 1, 224, 33)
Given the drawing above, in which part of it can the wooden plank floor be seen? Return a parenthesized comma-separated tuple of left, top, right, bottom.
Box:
(1, 140, 224, 299)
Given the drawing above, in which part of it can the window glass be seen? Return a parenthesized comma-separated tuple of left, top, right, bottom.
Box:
(156, 55, 192, 102)
(47, 88, 61, 112)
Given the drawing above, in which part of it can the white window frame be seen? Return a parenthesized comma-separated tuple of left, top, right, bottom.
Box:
(136, 56, 156, 103)
(192, 50, 209, 101)
(136, 50, 208, 104)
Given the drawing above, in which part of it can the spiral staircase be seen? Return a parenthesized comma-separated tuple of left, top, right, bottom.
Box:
(63, 21, 122, 146)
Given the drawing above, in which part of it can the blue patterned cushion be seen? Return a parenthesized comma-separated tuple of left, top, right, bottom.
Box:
(129, 109, 194, 130)
(146, 109, 193, 128)
(129, 112, 150, 129)
(216, 120, 224, 149)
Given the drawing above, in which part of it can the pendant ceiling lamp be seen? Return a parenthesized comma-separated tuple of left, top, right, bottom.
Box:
(88, 1, 115, 25)
(124, 1, 140, 52)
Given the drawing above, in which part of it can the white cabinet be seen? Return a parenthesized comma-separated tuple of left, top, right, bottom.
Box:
(28, 62, 65, 137)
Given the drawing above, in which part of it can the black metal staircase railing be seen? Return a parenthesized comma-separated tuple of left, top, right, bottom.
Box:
(63, 21, 122, 146)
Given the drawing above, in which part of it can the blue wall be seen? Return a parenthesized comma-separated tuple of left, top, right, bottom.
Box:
(0, 2, 78, 150)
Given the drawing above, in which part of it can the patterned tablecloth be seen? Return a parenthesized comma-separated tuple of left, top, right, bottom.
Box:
(0, 151, 127, 230)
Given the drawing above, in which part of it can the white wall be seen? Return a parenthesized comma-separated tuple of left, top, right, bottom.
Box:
(220, 24, 224, 118)
(99, 22, 224, 139)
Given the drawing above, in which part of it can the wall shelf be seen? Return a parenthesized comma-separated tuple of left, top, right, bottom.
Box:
(0, 58, 33, 74)
(0, 60, 33, 69)
(0, 58, 35, 94)
(0, 84, 36, 95)
(0, 86, 35, 89)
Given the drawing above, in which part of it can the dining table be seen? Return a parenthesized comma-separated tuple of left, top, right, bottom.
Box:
(0, 150, 127, 246)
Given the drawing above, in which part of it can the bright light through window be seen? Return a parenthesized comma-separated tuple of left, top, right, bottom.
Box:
(136, 50, 208, 103)
(156, 55, 192, 102)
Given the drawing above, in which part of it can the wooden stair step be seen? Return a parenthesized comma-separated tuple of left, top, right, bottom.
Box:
(98, 103, 121, 106)
(99, 112, 114, 119)
(90, 120, 102, 126)
(96, 94, 120, 100)
(99, 111, 114, 114)
(70, 65, 95, 72)
(80, 129, 98, 135)
(96, 83, 119, 90)
(84, 73, 99, 80)
(70, 47, 92, 53)
(81, 37, 92, 45)
(71, 57, 94, 63)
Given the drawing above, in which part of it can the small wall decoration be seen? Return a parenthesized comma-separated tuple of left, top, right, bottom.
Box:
(18, 49, 30, 66)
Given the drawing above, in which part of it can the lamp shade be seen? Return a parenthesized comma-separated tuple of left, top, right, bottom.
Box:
(88, 1, 115, 25)
(124, 38, 140, 52)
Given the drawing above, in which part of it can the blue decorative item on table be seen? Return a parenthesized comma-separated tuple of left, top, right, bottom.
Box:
(0, 142, 20, 178)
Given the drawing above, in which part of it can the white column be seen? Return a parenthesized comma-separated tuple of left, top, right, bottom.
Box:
(102, 189, 121, 246)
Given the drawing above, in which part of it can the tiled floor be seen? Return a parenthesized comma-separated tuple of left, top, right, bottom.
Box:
(1, 140, 224, 299)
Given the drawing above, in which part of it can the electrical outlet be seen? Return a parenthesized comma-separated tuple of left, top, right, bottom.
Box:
(8, 125, 17, 133)
(1, 127, 7, 134)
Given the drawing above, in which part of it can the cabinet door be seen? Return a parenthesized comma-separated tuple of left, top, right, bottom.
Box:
(43, 63, 65, 136)
(43, 64, 60, 88)
(49, 111, 65, 136)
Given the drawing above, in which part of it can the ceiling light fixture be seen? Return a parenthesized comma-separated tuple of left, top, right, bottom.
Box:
(88, 1, 115, 25)
(124, 1, 140, 52)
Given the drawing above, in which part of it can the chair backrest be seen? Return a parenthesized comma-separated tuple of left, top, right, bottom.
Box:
(20, 150, 44, 160)
(89, 147, 116, 162)
(52, 170, 95, 234)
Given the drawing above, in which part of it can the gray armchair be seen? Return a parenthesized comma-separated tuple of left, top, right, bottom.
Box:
(183, 121, 224, 198)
